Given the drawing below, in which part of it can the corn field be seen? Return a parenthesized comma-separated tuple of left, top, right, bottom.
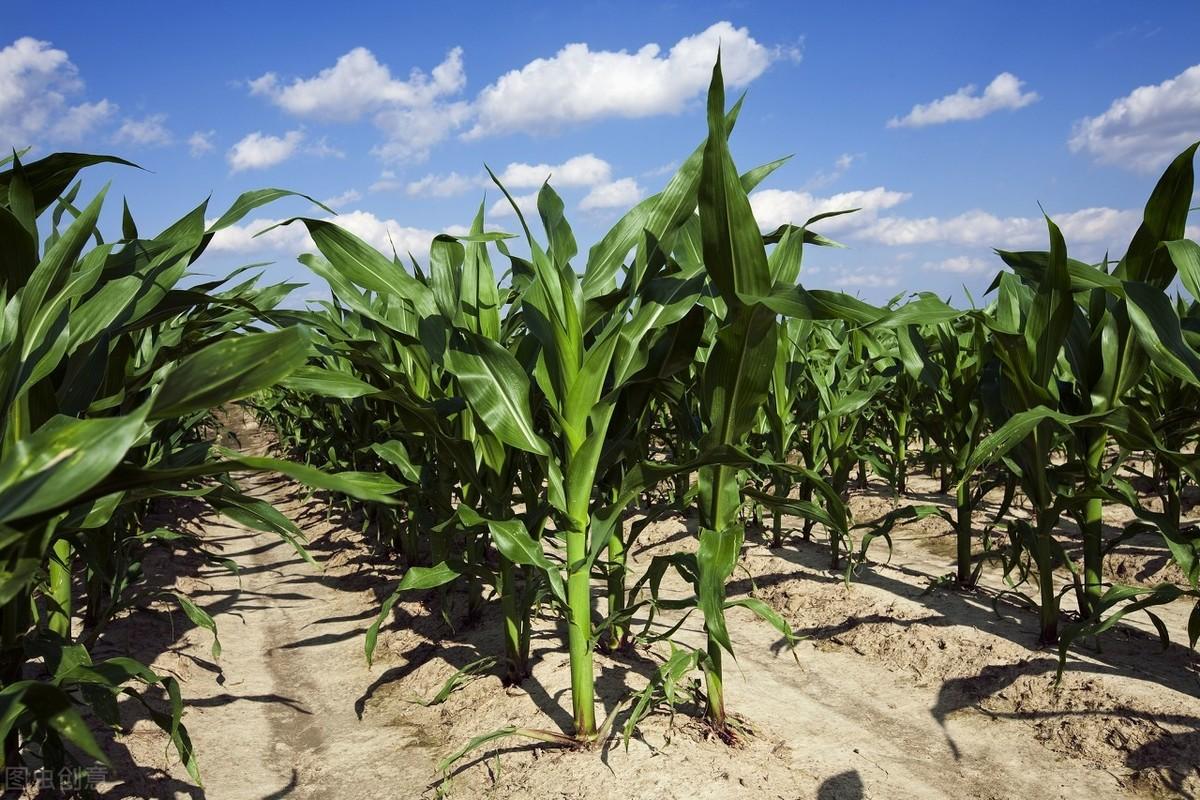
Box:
(2, 57, 1200, 793)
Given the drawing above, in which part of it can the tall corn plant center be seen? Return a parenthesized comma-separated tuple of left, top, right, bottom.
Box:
(1, 45, 1200, 795)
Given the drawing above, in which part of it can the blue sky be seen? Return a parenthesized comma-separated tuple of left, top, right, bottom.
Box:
(5, 1, 1200, 303)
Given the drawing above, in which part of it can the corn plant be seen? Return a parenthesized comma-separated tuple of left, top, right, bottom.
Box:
(968, 142, 1200, 644)
(687, 55, 784, 732)
(901, 315, 1005, 586)
(759, 318, 813, 548)
(0, 151, 400, 778)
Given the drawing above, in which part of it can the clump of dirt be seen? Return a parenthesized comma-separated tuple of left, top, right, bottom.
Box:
(1105, 547, 1188, 587)
(976, 672, 1200, 796)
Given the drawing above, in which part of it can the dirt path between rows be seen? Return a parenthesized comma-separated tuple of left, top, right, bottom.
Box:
(94, 419, 1197, 799)
(98, 419, 441, 799)
(168, 479, 441, 799)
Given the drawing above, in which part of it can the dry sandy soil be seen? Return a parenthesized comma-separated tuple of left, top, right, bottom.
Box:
(88, 422, 1200, 800)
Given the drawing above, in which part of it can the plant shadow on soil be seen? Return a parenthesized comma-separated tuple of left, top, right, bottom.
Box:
(817, 770, 864, 800)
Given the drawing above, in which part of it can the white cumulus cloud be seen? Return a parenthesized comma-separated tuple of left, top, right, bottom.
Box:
(859, 206, 1142, 251)
(826, 266, 901, 289)
(371, 100, 473, 162)
(306, 136, 345, 159)
(750, 186, 912, 231)
(113, 113, 172, 146)
(580, 177, 643, 210)
(246, 24, 793, 162)
(227, 130, 305, 172)
(466, 22, 792, 139)
(0, 37, 116, 149)
(188, 129, 216, 157)
(488, 191, 540, 219)
(48, 100, 115, 143)
(369, 169, 403, 193)
(250, 46, 466, 120)
(322, 189, 361, 209)
(805, 152, 861, 189)
(497, 154, 613, 188)
(205, 210, 442, 262)
(922, 256, 992, 274)
(406, 171, 478, 197)
(888, 72, 1039, 128)
(205, 216, 312, 254)
(248, 46, 469, 163)
(750, 183, 1140, 260)
(1069, 63, 1200, 172)
(407, 154, 638, 211)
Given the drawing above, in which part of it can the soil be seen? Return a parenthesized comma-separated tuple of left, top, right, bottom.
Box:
(88, 425, 1200, 800)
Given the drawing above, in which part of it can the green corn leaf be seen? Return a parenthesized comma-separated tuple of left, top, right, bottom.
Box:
(0, 152, 136, 216)
(216, 450, 404, 503)
(151, 327, 310, 419)
(461, 202, 502, 340)
(365, 562, 460, 666)
(429, 233, 466, 321)
(1189, 601, 1200, 649)
(1116, 141, 1197, 288)
(445, 331, 550, 456)
(581, 97, 744, 297)
(272, 218, 438, 317)
(1124, 280, 1200, 385)
(697, 305, 777, 529)
(0, 206, 37, 291)
(696, 525, 743, 656)
(740, 155, 791, 194)
(1025, 213, 1074, 387)
(207, 188, 331, 233)
(172, 593, 221, 659)
(367, 441, 420, 483)
(0, 681, 109, 766)
(1164, 239, 1200, 302)
(487, 519, 566, 605)
(725, 596, 797, 648)
(279, 365, 378, 398)
(0, 406, 149, 523)
(697, 54, 772, 307)
(17, 185, 107, 333)
(538, 182, 578, 271)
